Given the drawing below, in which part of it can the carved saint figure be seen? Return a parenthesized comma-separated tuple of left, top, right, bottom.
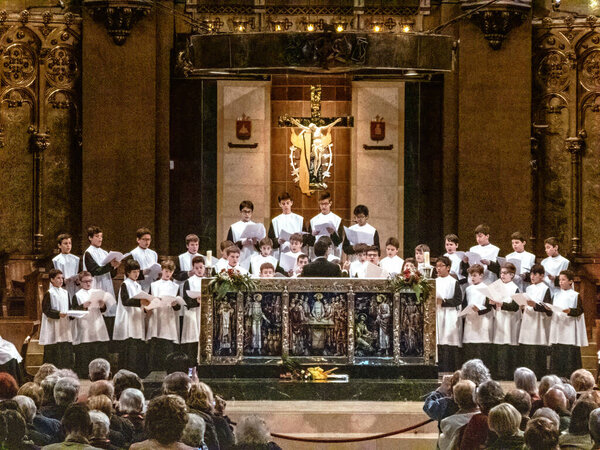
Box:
(247, 294, 270, 354)
(217, 301, 233, 351)
(290, 299, 307, 355)
(311, 293, 326, 321)
(376, 295, 392, 355)
(355, 313, 374, 354)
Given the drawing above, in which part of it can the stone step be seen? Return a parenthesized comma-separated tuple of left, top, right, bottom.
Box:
(269, 433, 438, 450)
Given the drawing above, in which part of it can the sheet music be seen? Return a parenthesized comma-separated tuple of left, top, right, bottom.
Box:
(145, 295, 186, 311)
(507, 258, 522, 274)
(101, 251, 130, 266)
(464, 251, 482, 265)
(343, 226, 374, 246)
(145, 263, 162, 279)
(186, 290, 202, 299)
(365, 262, 385, 278)
(131, 291, 155, 302)
(66, 310, 88, 319)
(279, 252, 298, 273)
(312, 220, 336, 236)
(543, 303, 567, 315)
(511, 293, 532, 307)
(454, 251, 466, 260)
(240, 223, 266, 240)
(476, 280, 511, 303)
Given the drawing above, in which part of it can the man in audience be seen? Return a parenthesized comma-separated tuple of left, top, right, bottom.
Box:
(112, 369, 143, 402)
(459, 379, 505, 449)
(559, 399, 596, 449)
(504, 389, 532, 431)
(89, 358, 111, 382)
(42, 403, 96, 449)
(544, 386, 571, 432)
(571, 368, 596, 394)
(525, 417, 560, 450)
(88, 410, 117, 450)
(423, 370, 460, 426)
(42, 377, 80, 421)
(117, 388, 146, 444)
(532, 375, 562, 415)
(589, 408, 600, 449)
(438, 380, 478, 450)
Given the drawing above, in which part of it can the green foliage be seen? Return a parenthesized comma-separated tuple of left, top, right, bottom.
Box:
(387, 269, 433, 304)
(208, 268, 257, 301)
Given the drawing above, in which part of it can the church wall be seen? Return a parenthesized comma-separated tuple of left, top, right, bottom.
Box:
(217, 81, 271, 247)
(457, 16, 533, 255)
(352, 82, 405, 256)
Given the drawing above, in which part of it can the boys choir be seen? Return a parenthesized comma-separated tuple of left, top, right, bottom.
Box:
(42, 192, 586, 379)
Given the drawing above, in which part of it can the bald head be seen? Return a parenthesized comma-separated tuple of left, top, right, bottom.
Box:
(544, 387, 568, 413)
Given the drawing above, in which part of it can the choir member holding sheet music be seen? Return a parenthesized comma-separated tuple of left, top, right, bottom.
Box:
(485, 262, 520, 380)
(83, 226, 121, 340)
(174, 234, 203, 283)
(71, 271, 112, 377)
(181, 256, 205, 365)
(129, 227, 160, 293)
(39, 269, 74, 369)
(114, 259, 150, 376)
(342, 205, 380, 256)
(268, 192, 306, 259)
(306, 192, 344, 259)
(147, 260, 184, 371)
(541, 237, 570, 298)
(504, 232, 536, 292)
(250, 238, 278, 277)
(279, 233, 305, 276)
(518, 264, 552, 377)
(548, 270, 587, 377)
(435, 256, 463, 373)
(226, 200, 265, 270)
(443, 234, 468, 293)
(466, 224, 500, 285)
(345, 244, 369, 278)
(52, 233, 81, 298)
(460, 264, 494, 367)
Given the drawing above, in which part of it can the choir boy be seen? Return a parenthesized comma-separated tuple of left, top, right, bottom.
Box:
(181, 256, 205, 365)
(259, 263, 275, 278)
(268, 192, 306, 259)
(292, 255, 309, 278)
(402, 258, 417, 273)
(443, 234, 468, 291)
(39, 269, 73, 369)
(52, 233, 80, 297)
(83, 226, 120, 338)
(435, 256, 462, 373)
(548, 270, 587, 377)
(468, 224, 500, 284)
(226, 200, 265, 270)
(279, 233, 304, 276)
(366, 247, 380, 265)
(129, 227, 158, 293)
(114, 259, 149, 376)
(347, 243, 369, 278)
(148, 260, 181, 371)
(488, 262, 520, 380)
(224, 246, 248, 274)
(71, 271, 110, 378)
(505, 232, 536, 292)
(342, 205, 380, 256)
(379, 237, 404, 276)
(250, 238, 278, 277)
(215, 240, 235, 274)
(519, 264, 552, 377)
(461, 264, 493, 366)
(306, 192, 343, 258)
(174, 234, 202, 283)
(541, 237, 570, 297)
(415, 244, 430, 272)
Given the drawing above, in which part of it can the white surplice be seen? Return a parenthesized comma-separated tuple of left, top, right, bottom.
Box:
(130, 246, 158, 292)
(72, 289, 110, 344)
(519, 282, 551, 346)
(549, 288, 588, 347)
(436, 276, 462, 347)
(39, 286, 72, 345)
(147, 279, 180, 343)
(0, 336, 22, 365)
(113, 278, 145, 341)
(469, 244, 500, 285)
(83, 246, 116, 316)
(250, 254, 278, 277)
(462, 284, 493, 344)
(541, 255, 570, 297)
(181, 275, 202, 344)
(229, 220, 265, 270)
(310, 212, 342, 258)
(271, 212, 304, 258)
(52, 253, 80, 297)
(492, 281, 521, 346)
(379, 256, 404, 276)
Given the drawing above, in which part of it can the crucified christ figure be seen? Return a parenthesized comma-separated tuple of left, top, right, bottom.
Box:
(289, 117, 342, 176)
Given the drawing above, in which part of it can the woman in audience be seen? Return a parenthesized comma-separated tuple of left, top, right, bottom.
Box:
(13, 394, 52, 446)
(544, 386, 572, 432)
(187, 382, 234, 450)
(130, 394, 193, 450)
(531, 374, 562, 415)
(112, 369, 144, 402)
(0, 372, 18, 400)
(33, 363, 57, 386)
(524, 417, 560, 450)
(486, 403, 525, 449)
(558, 399, 596, 449)
(0, 409, 37, 450)
(88, 394, 133, 448)
(459, 379, 505, 449)
(117, 388, 146, 444)
(532, 407, 561, 430)
(438, 380, 478, 450)
(42, 403, 95, 449)
(514, 367, 540, 406)
(181, 413, 209, 450)
(233, 415, 282, 450)
(571, 369, 596, 394)
(18, 381, 61, 443)
(460, 359, 491, 386)
(504, 389, 532, 431)
(89, 410, 118, 450)
(43, 376, 80, 421)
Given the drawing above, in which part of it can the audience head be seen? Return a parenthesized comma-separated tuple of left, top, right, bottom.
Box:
(532, 407, 561, 429)
(165, 352, 193, 375)
(0, 409, 27, 447)
(488, 403, 521, 438)
(88, 380, 114, 400)
(41, 374, 59, 405)
(0, 400, 18, 412)
(13, 395, 36, 424)
(570, 369, 596, 393)
(504, 389, 532, 419)
(475, 380, 505, 414)
(17, 382, 43, 409)
(54, 376, 80, 407)
(181, 413, 206, 448)
(162, 372, 192, 400)
(33, 363, 57, 385)
(543, 387, 568, 414)
(525, 417, 560, 450)
(118, 388, 145, 415)
(589, 408, 600, 444)
(61, 403, 92, 438)
(145, 395, 188, 445)
(514, 367, 538, 397)
(87, 394, 113, 419)
(453, 380, 477, 411)
(539, 375, 562, 398)
(461, 359, 491, 386)
(113, 369, 143, 401)
(187, 382, 215, 413)
(55, 368, 78, 380)
(89, 410, 111, 441)
(235, 415, 273, 445)
(553, 383, 576, 410)
(569, 399, 597, 434)
(578, 390, 600, 408)
(88, 358, 111, 381)
(314, 238, 330, 257)
(0, 372, 18, 400)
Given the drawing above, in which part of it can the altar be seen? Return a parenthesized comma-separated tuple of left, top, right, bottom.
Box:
(199, 278, 436, 372)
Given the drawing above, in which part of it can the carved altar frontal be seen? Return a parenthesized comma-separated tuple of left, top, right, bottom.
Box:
(200, 278, 436, 367)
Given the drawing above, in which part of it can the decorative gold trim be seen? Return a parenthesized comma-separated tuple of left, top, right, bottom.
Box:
(346, 285, 355, 365)
(393, 292, 401, 364)
(281, 287, 290, 358)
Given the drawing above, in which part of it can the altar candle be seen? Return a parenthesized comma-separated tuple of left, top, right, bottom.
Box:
(424, 251, 430, 266)
(206, 250, 212, 267)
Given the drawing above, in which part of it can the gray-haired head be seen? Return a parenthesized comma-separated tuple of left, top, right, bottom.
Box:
(553, 383, 576, 410)
(89, 358, 111, 382)
(589, 408, 600, 444)
(514, 367, 538, 396)
(118, 388, 145, 414)
(55, 369, 78, 380)
(235, 415, 272, 445)
(532, 407, 560, 429)
(461, 359, 491, 386)
(13, 395, 36, 424)
(54, 377, 80, 407)
(112, 369, 143, 401)
(41, 374, 59, 405)
(89, 410, 110, 439)
(539, 375, 562, 397)
(488, 403, 522, 438)
(475, 380, 504, 414)
(181, 413, 206, 448)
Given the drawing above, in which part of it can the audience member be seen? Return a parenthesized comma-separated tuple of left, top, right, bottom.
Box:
(162, 372, 192, 400)
(438, 380, 478, 450)
(524, 417, 560, 450)
(486, 403, 525, 449)
(423, 370, 461, 426)
(532, 407, 561, 430)
(89, 410, 118, 450)
(14, 394, 52, 446)
(589, 408, 600, 449)
(532, 374, 562, 415)
(112, 369, 143, 402)
(89, 358, 111, 382)
(0, 409, 37, 450)
(117, 388, 146, 444)
(459, 379, 505, 449)
(181, 413, 208, 449)
(461, 359, 491, 386)
(88, 394, 133, 448)
(19, 381, 61, 443)
(88, 380, 115, 400)
(40, 374, 59, 408)
(504, 389, 532, 431)
(165, 352, 193, 375)
(233, 415, 282, 450)
(544, 386, 571, 432)
(42, 403, 96, 449)
(559, 399, 596, 449)
(42, 376, 80, 421)
(514, 367, 540, 405)
(187, 382, 235, 450)
(0, 372, 18, 400)
(33, 363, 57, 385)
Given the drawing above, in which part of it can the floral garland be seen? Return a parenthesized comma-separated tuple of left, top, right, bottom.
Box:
(387, 269, 433, 304)
(208, 269, 256, 301)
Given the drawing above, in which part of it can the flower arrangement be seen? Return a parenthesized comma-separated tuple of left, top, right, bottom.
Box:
(208, 269, 256, 301)
(387, 269, 433, 304)
(280, 356, 338, 381)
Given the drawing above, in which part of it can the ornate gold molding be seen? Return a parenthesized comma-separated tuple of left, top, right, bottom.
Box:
(85, 0, 152, 45)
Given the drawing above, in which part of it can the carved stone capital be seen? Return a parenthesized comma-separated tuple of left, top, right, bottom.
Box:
(28, 127, 50, 152)
(461, 0, 531, 50)
(85, 0, 152, 45)
(565, 136, 584, 155)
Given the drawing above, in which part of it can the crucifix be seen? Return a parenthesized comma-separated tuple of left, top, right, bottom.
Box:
(278, 85, 354, 195)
